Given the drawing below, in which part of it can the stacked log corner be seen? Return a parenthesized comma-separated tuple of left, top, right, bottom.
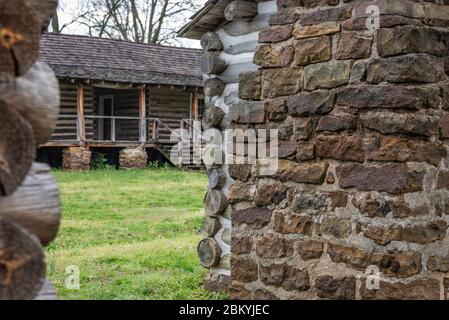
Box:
(229, 0, 449, 300)
(198, 0, 269, 294)
(199, 21, 229, 294)
(0, 0, 61, 300)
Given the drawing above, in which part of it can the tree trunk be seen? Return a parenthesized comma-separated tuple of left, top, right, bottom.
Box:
(0, 217, 46, 300)
(0, 102, 36, 196)
(0, 62, 60, 145)
(0, 163, 61, 246)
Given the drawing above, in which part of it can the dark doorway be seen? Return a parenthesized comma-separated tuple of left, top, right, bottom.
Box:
(98, 95, 114, 141)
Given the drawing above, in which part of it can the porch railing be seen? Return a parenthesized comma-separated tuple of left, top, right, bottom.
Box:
(54, 115, 162, 143)
(51, 116, 205, 144)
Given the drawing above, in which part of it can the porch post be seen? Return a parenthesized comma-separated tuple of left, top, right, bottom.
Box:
(76, 82, 85, 143)
(193, 91, 199, 121)
(139, 86, 147, 143)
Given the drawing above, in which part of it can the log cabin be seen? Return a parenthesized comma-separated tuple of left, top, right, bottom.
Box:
(37, 33, 205, 170)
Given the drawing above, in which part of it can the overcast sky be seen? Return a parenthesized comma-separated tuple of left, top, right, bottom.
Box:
(57, 0, 202, 48)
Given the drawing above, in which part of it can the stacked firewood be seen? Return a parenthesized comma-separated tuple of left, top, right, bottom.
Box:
(0, 0, 61, 300)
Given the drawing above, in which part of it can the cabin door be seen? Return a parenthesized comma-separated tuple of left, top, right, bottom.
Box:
(98, 95, 114, 140)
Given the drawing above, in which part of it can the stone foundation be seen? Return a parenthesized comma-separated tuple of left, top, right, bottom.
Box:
(62, 147, 91, 170)
(204, 272, 231, 294)
(229, 0, 449, 300)
(119, 147, 148, 170)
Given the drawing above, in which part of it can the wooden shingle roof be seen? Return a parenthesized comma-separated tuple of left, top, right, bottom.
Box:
(39, 33, 203, 87)
(178, 0, 231, 40)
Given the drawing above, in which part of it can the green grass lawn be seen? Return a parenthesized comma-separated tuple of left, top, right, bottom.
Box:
(46, 168, 226, 300)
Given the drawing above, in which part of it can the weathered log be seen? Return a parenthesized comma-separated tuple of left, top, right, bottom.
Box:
(33, 279, 57, 300)
(202, 106, 225, 130)
(198, 238, 222, 268)
(218, 61, 258, 84)
(201, 32, 223, 51)
(225, 40, 259, 55)
(222, 228, 231, 245)
(224, 0, 258, 22)
(223, 13, 270, 37)
(205, 189, 228, 216)
(0, 0, 42, 82)
(204, 217, 221, 237)
(0, 162, 61, 246)
(201, 52, 228, 75)
(0, 62, 60, 145)
(27, 0, 59, 31)
(204, 78, 225, 97)
(0, 216, 46, 300)
(218, 254, 231, 270)
(203, 147, 226, 170)
(208, 168, 227, 189)
(0, 102, 35, 196)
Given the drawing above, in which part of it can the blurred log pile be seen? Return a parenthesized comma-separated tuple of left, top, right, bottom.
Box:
(0, 0, 61, 300)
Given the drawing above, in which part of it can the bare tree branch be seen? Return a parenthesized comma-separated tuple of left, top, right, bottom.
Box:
(61, 0, 200, 45)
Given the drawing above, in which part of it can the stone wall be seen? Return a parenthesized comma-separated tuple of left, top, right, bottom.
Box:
(229, 0, 449, 300)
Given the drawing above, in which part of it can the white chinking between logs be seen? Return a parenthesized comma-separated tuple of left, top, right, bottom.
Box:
(198, 0, 278, 292)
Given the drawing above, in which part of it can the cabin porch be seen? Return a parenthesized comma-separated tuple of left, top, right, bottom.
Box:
(39, 80, 204, 170)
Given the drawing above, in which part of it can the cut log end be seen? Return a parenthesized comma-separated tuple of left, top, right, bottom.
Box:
(0, 61, 60, 145)
(0, 217, 46, 300)
(201, 52, 228, 75)
(0, 102, 36, 196)
(204, 217, 221, 237)
(202, 106, 225, 130)
(0, 0, 41, 82)
(208, 168, 227, 189)
(224, 0, 258, 22)
(201, 32, 223, 51)
(198, 238, 222, 268)
(204, 78, 225, 98)
(0, 162, 61, 246)
(205, 189, 228, 216)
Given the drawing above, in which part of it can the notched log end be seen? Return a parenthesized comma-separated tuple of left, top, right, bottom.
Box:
(0, 217, 45, 300)
(0, 102, 36, 196)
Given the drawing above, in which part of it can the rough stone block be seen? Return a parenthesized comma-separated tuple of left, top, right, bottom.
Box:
(360, 279, 440, 300)
(367, 54, 444, 84)
(335, 33, 372, 59)
(304, 60, 351, 90)
(315, 275, 356, 300)
(62, 147, 92, 170)
(337, 85, 440, 110)
(337, 164, 424, 194)
(294, 36, 332, 66)
(119, 148, 148, 170)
